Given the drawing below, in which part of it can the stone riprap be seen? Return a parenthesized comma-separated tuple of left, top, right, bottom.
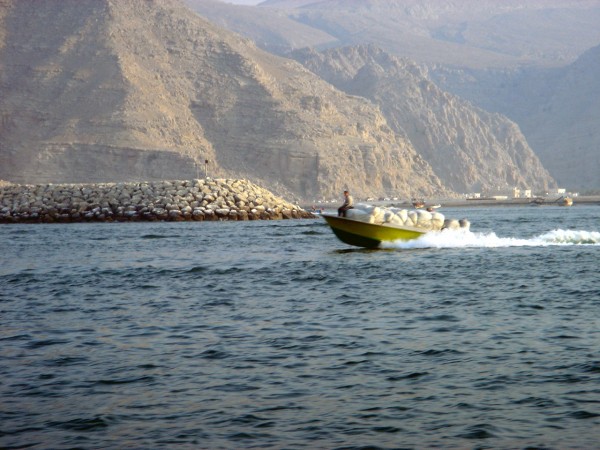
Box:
(0, 179, 314, 223)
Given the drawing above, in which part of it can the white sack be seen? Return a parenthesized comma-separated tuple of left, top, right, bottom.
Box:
(388, 214, 405, 226)
(416, 210, 432, 226)
(397, 209, 409, 223)
(356, 203, 375, 214)
(431, 212, 445, 230)
(346, 208, 371, 222)
(443, 219, 460, 230)
(382, 210, 395, 223)
(407, 211, 418, 226)
(372, 208, 386, 224)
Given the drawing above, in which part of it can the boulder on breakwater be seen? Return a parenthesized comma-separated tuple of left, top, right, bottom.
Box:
(0, 179, 314, 223)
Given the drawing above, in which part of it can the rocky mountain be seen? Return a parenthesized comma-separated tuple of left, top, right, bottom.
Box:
(185, 0, 600, 192)
(0, 0, 449, 200)
(184, 0, 338, 54)
(431, 45, 600, 191)
(187, 0, 600, 68)
(516, 45, 600, 190)
(290, 45, 554, 194)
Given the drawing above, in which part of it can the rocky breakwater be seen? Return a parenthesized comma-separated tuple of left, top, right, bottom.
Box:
(0, 179, 314, 223)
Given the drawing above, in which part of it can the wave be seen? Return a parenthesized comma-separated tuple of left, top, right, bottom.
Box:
(381, 229, 600, 249)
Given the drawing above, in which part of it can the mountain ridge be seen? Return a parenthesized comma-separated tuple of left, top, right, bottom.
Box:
(430, 44, 600, 191)
(189, 0, 600, 69)
(185, 0, 599, 192)
(1, 0, 452, 200)
(290, 45, 554, 194)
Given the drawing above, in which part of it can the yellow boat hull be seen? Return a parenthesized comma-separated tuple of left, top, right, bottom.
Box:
(322, 215, 425, 248)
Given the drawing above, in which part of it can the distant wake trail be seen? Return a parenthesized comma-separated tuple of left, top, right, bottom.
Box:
(381, 229, 600, 249)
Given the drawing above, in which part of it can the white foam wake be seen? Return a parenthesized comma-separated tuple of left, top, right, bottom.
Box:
(380, 229, 600, 249)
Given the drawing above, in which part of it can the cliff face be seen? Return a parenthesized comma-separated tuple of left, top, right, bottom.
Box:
(0, 0, 213, 183)
(0, 0, 448, 200)
(291, 46, 555, 193)
(185, 0, 600, 193)
(431, 45, 600, 191)
(517, 45, 600, 190)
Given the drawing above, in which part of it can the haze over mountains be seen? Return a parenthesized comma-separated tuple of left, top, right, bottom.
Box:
(190, 0, 600, 68)
(1, 0, 598, 199)
(290, 45, 552, 194)
(187, 0, 600, 192)
(431, 44, 600, 191)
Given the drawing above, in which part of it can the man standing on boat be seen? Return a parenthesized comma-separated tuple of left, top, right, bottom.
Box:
(338, 190, 354, 217)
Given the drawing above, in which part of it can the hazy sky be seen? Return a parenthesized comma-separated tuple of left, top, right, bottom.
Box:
(223, 0, 262, 4)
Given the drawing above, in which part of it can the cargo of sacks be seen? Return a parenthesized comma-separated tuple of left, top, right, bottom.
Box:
(345, 203, 469, 232)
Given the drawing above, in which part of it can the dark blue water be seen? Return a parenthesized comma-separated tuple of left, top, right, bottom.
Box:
(1, 205, 599, 449)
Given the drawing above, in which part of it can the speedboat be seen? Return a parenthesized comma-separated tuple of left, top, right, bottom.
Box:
(322, 214, 425, 248)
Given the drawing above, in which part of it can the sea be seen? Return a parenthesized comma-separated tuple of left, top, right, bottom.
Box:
(1, 205, 599, 450)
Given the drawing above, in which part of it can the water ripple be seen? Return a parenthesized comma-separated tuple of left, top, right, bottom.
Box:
(1, 207, 599, 449)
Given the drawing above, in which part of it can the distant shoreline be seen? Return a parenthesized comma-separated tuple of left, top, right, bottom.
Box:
(305, 195, 600, 212)
(409, 195, 600, 208)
